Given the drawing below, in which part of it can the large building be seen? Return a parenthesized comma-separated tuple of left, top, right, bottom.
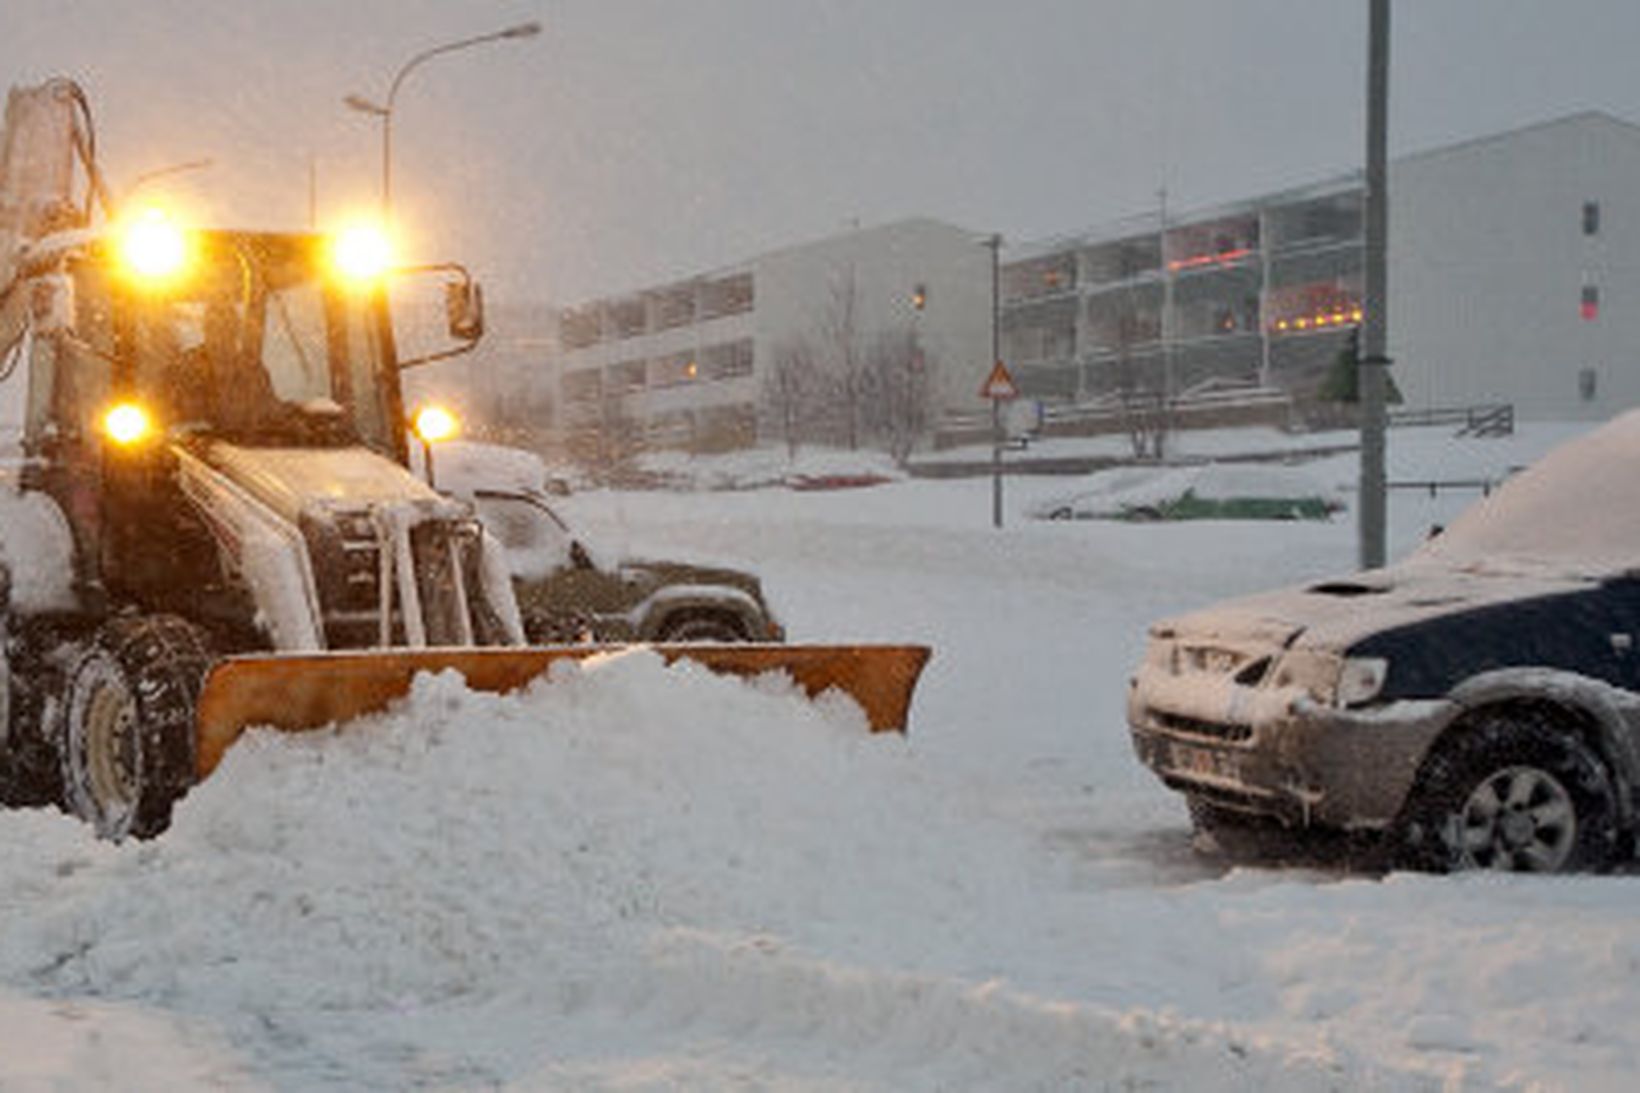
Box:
(1000, 112, 1640, 427)
(552, 218, 993, 461)
(546, 112, 1640, 461)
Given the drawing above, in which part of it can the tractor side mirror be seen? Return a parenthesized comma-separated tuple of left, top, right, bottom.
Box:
(394, 263, 486, 369)
(445, 278, 484, 342)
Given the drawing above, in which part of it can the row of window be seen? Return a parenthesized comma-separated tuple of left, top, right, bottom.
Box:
(569, 401, 760, 454)
(563, 338, 755, 403)
(560, 274, 755, 350)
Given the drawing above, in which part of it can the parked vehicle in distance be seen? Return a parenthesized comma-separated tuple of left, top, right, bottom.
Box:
(1128, 410, 1640, 873)
(1031, 462, 1343, 522)
(466, 487, 784, 645)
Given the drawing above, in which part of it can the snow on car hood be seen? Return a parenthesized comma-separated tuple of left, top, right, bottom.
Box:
(1152, 557, 1591, 655)
(201, 442, 444, 523)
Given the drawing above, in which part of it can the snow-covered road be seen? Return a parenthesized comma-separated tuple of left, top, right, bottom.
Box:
(2, 424, 1635, 1090)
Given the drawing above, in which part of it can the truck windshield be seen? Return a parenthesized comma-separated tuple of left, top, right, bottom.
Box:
(124, 232, 396, 451)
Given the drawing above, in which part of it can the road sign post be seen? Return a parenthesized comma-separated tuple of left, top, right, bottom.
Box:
(980, 360, 1019, 529)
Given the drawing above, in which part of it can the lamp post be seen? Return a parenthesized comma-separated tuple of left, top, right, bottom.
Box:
(344, 20, 541, 217)
(985, 233, 1004, 529)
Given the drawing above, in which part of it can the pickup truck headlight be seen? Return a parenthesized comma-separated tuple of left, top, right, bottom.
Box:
(1336, 656, 1388, 707)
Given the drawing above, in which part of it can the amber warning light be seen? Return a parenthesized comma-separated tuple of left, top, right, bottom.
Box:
(412, 405, 459, 444)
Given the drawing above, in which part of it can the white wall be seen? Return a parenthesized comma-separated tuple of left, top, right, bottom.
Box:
(751, 218, 994, 419)
(1389, 114, 1640, 420)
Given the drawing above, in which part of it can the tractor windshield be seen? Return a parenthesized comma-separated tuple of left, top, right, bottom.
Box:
(121, 231, 400, 453)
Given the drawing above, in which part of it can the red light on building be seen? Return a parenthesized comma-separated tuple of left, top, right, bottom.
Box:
(1167, 247, 1253, 273)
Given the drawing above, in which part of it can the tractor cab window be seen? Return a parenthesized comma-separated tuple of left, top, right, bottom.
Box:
(259, 280, 332, 407)
(118, 233, 397, 452)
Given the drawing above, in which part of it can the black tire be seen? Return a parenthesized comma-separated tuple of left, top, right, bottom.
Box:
(58, 615, 213, 841)
(1397, 708, 1621, 874)
(659, 613, 746, 643)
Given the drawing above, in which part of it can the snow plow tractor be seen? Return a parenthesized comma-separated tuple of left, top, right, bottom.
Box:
(0, 78, 929, 839)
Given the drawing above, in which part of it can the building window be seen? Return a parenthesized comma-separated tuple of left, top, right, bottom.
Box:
(1579, 367, 1598, 402)
(1581, 284, 1600, 321)
(703, 338, 754, 380)
(648, 351, 699, 387)
(700, 273, 753, 319)
(560, 307, 601, 349)
(1583, 201, 1601, 236)
(563, 368, 602, 404)
(604, 358, 647, 393)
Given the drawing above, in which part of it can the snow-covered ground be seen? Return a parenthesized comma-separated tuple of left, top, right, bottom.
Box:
(3, 421, 1635, 1091)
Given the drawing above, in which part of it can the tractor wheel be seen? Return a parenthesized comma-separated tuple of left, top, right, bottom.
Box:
(58, 615, 213, 841)
(660, 614, 745, 643)
(1397, 708, 1621, 874)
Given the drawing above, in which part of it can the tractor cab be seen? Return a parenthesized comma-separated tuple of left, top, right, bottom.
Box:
(20, 223, 421, 463)
(8, 215, 484, 623)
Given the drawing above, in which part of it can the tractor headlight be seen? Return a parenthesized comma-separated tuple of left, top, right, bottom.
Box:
(1336, 656, 1389, 708)
(330, 223, 394, 285)
(117, 208, 190, 282)
(102, 401, 154, 447)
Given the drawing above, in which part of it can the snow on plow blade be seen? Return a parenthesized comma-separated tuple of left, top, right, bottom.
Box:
(194, 643, 932, 778)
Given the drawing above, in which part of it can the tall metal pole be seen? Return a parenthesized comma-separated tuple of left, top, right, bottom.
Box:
(345, 21, 541, 219)
(1359, 0, 1391, 569)
(1157, 186, 1179, 460)
(988, 233, 1004, 529)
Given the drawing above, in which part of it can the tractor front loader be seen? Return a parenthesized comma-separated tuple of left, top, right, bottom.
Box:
(0, 78, 928, 839)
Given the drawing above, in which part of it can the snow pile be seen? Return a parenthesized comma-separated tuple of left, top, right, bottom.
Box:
(1418, 407, 1640, 574)
(0, 653, 1416, 1089)
(634, 445, 906, 491)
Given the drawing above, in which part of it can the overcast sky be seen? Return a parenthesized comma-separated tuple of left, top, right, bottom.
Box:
(6, 1, 1640, 305)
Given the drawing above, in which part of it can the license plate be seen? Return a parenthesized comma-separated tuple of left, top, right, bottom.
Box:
(1167, 741, 1238, 781)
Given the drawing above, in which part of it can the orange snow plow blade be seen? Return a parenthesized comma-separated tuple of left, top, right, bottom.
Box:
(194, 643, 931, 779)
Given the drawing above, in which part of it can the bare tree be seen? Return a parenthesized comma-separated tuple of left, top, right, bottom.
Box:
(863, 326, 932, 465)
(819, 266, 867, 450)
(762, 334, 817, 460)
(1111, 311, 1171, 460)
(596, 392, 646, 483)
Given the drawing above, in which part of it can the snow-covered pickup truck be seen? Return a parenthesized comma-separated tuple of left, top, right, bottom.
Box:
(1129, 410, 1640, 873)
(465, 487, 782, 645)
(426, 442, 782, 644)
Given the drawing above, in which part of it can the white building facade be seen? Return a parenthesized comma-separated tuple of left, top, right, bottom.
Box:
(553, 218, 994, 459)
(1389, 112, 1640, 420)
(999, 112, 1640, 428)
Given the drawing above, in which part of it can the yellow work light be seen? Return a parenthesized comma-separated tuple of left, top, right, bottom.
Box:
(117, 208, 189, 282)
(331, 223, 394, 284)
(103, 402, 154, 446)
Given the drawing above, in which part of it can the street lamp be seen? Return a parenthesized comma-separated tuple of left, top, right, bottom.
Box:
(344, 20, 541, 217)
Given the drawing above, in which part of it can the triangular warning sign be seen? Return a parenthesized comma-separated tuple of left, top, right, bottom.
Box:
(980, 359, 1019, 401)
